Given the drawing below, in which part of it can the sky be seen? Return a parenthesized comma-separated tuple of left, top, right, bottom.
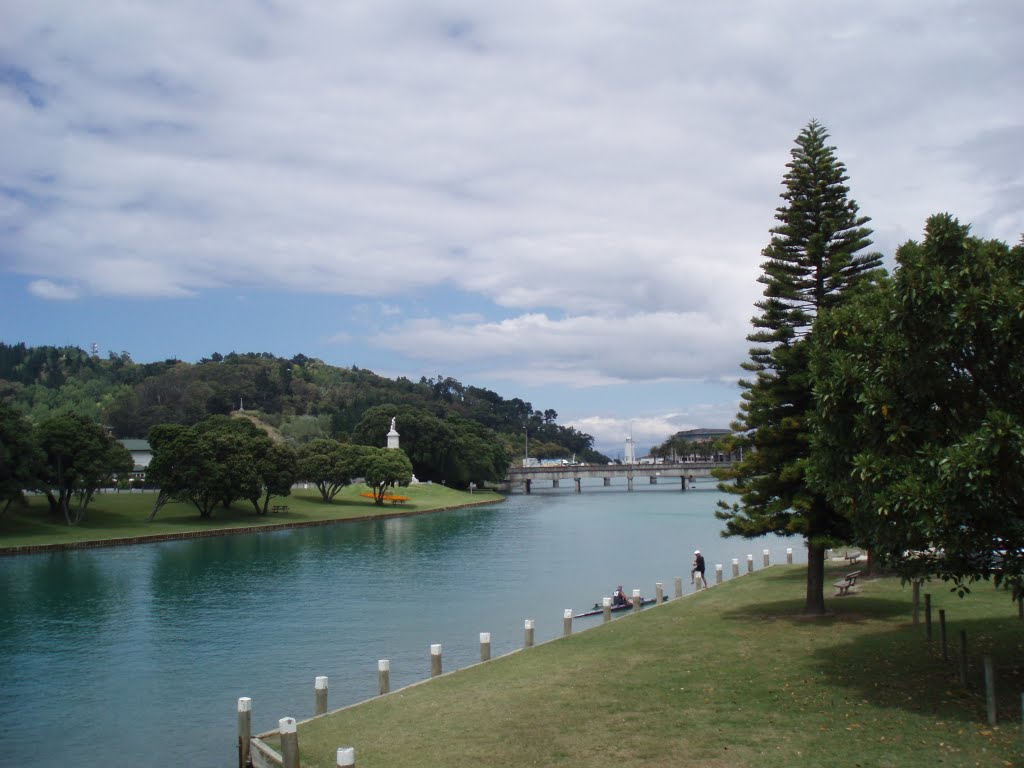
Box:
(2, 2, 1022, 457)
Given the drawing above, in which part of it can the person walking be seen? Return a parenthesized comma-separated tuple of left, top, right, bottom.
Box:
(691, 550, 707, 589)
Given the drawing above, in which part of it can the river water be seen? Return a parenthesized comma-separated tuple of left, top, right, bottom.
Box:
(0, 481, 805, 767)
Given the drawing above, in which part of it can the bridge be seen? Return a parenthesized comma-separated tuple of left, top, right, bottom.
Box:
(501, 461, 732, 494)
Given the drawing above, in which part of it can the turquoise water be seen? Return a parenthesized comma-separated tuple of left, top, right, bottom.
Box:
(0, 482, 805, 767)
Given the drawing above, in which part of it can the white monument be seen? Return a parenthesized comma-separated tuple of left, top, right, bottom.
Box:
(387, 416, 400, 450)
(624, 435, 636, 464)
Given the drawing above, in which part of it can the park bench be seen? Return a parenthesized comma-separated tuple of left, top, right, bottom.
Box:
(272, 505, 289, 514)
(834, 570, 863, 597)
(843, 550, 863, 564)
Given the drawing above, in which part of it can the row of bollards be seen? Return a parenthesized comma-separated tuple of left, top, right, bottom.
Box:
(917, 588, 1022, 730)
(240, 547, 793, 766)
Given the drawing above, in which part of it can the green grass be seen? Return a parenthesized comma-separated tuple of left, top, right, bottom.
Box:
(269, 565, 1022, 768)
(0, 484, 502, 550)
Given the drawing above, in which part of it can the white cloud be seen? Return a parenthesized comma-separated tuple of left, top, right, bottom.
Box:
(27, 279, 79, 300)
(2, 1, 1022, 428)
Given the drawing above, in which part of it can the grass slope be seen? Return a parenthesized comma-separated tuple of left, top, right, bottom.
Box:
(281, 565, 1022, 768)
(0, 484, 501, 550)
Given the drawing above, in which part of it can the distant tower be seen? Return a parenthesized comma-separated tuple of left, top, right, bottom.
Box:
(90, 342, 99, 357)
(387, 416, 400, 450)
(624, 435, 636, 464)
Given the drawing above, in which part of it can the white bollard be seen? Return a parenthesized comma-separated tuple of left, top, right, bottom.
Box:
(315, 675, 328, 715)
(237, 697, 252, 768)
(786, 547, 793, 564)
(763, 549, 770, 567)
(674, 576, 683, 598)
(279, 717, 299, 768)
(431, 644, 443, 677)
(655, 582, 664, 603)
(715, 564, 723, 584)
(732, 558, 739, 577)
(632, 589, 642, 612)
(747, 554, 754, 573)
(378, 659, 390, 695)
(524, 619, 535, 648)
(563, 609, 573, 636)
(480, 632, 491, 662)
(603, 596, 612, 623)
(337, 746, 356, 767)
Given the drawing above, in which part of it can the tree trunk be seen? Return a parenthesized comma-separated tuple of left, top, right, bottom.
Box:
(804, 544, 827, 615)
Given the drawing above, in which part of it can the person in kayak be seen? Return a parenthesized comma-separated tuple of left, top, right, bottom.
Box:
(612, 585, 632, 607)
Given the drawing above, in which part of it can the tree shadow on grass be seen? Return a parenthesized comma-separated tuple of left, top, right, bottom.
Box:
(803, 616, 1024, 727)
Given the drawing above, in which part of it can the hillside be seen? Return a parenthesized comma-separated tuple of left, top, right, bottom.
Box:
(0, 342, 609, 463)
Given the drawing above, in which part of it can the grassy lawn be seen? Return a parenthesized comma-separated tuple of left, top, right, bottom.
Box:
(0, 484, 502, 551)
(268, 564, 1022, 768)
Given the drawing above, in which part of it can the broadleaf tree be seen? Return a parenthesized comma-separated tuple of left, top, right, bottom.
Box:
(363, 447, 414, 505)
(715, 120, 883, 615)
(808, 215, 1024, 600)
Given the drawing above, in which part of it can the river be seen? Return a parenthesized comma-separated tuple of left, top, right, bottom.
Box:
(0, 481, 806, 767)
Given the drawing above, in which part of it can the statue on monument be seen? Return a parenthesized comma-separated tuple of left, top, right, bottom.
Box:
(390, 416, 397, 433)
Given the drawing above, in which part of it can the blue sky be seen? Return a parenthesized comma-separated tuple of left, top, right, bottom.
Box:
(2, 2, 1022, 457)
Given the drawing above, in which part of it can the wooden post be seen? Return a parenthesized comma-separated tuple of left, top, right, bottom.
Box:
(925, 594, 933, 641)
(632, 589, 642, 612)
(315, 675, 328, 716)
(524, 619, 534, 648)
(563, 609, 573, 636)
(958, 630, 968, 686)
(939, 610, 948, 661)
(747, 554, 753, 573)
(763, 549, 770, 568)
(655, 582, 664, 603)
(337, 746, 355, 767)
(715, 564, 722, 585)
(378, 659, 390, 695)
(279, 717, 299, 768)
(480, 632, 491, 662)
(674, 576, 683, 598)
(602, 597, 612, 623)
(431, 644, 443, 677)
(731, 558, 739, 578)
(786, 548, 793, 564)
(984, 656, 996, 726)
(237, 697, 251, 768)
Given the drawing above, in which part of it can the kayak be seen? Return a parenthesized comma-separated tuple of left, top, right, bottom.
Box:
(573, 596, 664, 619)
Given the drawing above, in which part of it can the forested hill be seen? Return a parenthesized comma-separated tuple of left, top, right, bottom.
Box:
(0, 343, 609, 463)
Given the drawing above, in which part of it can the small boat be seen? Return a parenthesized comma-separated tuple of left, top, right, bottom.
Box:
(573, 596, 664, 619)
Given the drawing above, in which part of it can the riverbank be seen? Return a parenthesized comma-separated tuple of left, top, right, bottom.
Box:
(264, 564, 1023, 768)
(0, 484, 503, 555)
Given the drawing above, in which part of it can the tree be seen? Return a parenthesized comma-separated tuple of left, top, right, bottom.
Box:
(715, 120, 883, 615)
(0, 403, 42, 515)
(248, 442, 299, 515)
(34, 412, 134, 525)
(363, 448, 414, 505)
(296, 439, 370, 502)
(808, 215, 1024, 599)
(146, 416, 272, 519)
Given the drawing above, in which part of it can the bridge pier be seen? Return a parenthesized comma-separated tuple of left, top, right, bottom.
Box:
(552, 479, 559, 488)
(650, 476, 657, 484)
(680, 477, 686, 491)
(574, 478, 581, 493)
(524, 479, 531, 494)
(603, 477, 611, 487)
(627, 477, 634, 492)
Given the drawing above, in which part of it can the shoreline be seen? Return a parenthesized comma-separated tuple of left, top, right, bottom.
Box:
(0, 496, 505, 557)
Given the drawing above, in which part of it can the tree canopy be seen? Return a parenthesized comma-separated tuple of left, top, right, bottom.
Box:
(808, 214, 1024, 599)
(715, 120, 883, 615)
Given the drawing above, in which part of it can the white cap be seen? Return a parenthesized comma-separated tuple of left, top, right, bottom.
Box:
(694, 549, 700, 554)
